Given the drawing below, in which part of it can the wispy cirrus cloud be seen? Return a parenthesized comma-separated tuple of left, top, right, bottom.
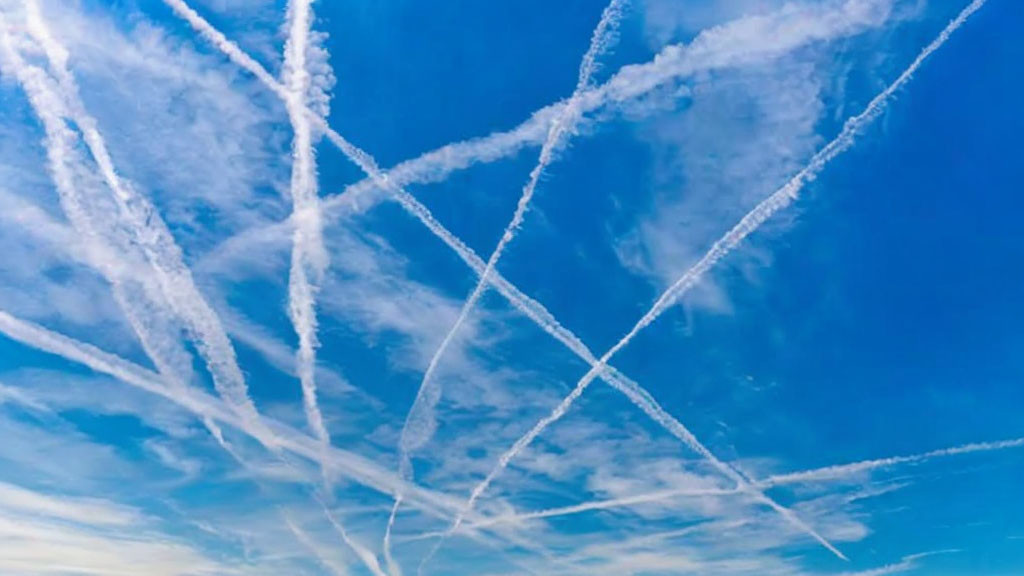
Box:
(0, 0, 1014, 574)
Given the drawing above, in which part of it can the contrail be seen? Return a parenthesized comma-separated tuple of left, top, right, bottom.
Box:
(163, 0, 905, 498)
(0, 20, 192, 393)
(432, 0, 987, 561)
(281, 0, 332, 480)
(163, 1, 900, 561)
(18, 0, 276, 444)
(0, 308, 470, 523)
(449, 435, 1024, 527)
(285, 514, 350, 576)
(761, 437, 1024, 488)
(409, 2, 626, 570)
(200, 0, 896, 270)
(315, 495, 389, 576)
(397, 0, 626, 475)
(0, 8, 246, 455)
(162, 0, 897, 466)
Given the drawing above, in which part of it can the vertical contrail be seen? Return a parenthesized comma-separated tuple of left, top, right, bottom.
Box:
(17, 0, 277, 446)
(282, 0, 333, 481)
(431, 0, 988, 562)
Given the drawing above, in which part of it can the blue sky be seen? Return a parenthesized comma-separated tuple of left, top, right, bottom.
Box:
(0, 0, 1021, 574)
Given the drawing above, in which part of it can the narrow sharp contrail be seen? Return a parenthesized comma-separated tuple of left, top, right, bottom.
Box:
(397, 0, 627, 478)
(433, 0, 988, 561)
(282, 0, 333, 480)
(19, 0, 276, 445)
(163, 2, 900, 565)
(411, 2, 627, 570)
(760, 436, 1024, 488)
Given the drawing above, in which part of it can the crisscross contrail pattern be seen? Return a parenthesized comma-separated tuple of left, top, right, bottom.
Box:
(0, 0, 1002, 574)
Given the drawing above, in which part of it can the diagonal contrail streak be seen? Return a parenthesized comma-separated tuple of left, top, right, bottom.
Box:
(430, 0, 988, 562)
(162, 1, 894, 564)
(17, 0, 277, 446)
(161, 0, 792, 501)
(0, 308, 468, 522)
(400, 2, 626, 572)
(0, 4, 245, 452)
(200, 0, 896, 272)
(281, 0, 332, 481)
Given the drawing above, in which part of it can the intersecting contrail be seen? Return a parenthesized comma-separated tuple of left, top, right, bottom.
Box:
(0, 308, 469, 522)
(430, 0, 988, 562)
(164, 1, 893, 459)
(409, 3, 627, 571)
(0, 6, 248, 454)
(17, 0, 276, 445)
(281, 0, 333, 481)
(201, 0, 895, 269)
(396, 3, 626, 572)
(163, 0, 898, 564)
(446, 435, 1023, 529)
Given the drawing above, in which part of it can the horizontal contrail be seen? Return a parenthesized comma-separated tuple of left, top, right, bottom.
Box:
(437, 0, 987, 560)
(452, 435, 1022, 527)
(761, 437, 1024, 488)
(285, 514, 350, 576)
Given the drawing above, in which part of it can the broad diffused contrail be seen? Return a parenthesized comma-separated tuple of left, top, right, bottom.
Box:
(19, 0, 275, 445)
(0, 308, 467, 522)
(282, 0, 333, 481)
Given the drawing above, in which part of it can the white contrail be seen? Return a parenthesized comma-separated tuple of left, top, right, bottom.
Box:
(285, 514, 350, 576)
(164, 0, 896, 561)
(458, 488, 736, 535)
(0, 20, 195, 395)
(409, 3, 626, 570)
(281, 0, 332, 479)
(397, 0, 626, 478)
(163, 0, 895, 462)
(316, 496, 389, 576)
(761, 437, 1024, 488)
(0, 308, 470, 523)
(164, 0, 902, 498)
(433, 0, 987, 561)
(0, 8, 246, 455)
(450, 435, 1024, 527)
(199, 0, 896, 268)
(18, 0, 276, 444)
